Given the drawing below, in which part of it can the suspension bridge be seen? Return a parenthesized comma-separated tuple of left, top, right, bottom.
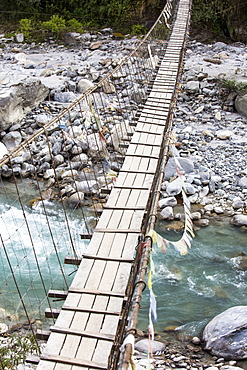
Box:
(0, 0, 191, 368)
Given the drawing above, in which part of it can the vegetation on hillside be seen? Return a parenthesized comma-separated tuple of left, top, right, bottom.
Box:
(0, 0, 247, 42)
(191, 0, 247, 42)
(0, 0, 164, 33)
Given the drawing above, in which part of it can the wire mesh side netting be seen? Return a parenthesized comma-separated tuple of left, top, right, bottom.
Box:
(0, 0, 175, 359)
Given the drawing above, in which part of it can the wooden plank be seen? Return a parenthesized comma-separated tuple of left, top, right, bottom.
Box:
(40, 355, 107, 369)
(48, 290, 68, 299)
(62, 306, 121, 316)
(81, 254, 134, 263)
(68, 288, 125, 297)
(94, 228, 140, 233)
(45, 308, 60, 319)
(50, 326, 115, 342)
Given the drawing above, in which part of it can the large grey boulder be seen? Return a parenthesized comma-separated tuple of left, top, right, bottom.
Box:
(231, 215, 247, 226)
(166, 177, 182, 196)
(135, 339, 165, 354)
(164, 157, 194, 179)
(203, 306, 247, 359)
(184, 80, 200, 93)
(235, 93, 247, 118)
(0, 79, 49, 131)
(2, 131, 22, 150)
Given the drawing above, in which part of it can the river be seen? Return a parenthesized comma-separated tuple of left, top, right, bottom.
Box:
(0, 181, 247, 339)
(137, 219, 247, 339)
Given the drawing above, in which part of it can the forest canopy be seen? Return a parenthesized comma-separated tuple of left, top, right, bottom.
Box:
(0, 0, 247, 41)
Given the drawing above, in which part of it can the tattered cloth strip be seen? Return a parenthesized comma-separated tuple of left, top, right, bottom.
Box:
(144, 140, 196, 341)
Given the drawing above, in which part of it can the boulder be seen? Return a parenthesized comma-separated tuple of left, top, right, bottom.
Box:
(166, 177, 182, 196)
(232, 197, 244, 209)
(0, 79, 49, 131)
(231, 215, 247, 226)
(2, 131, 22, 149)
(160, 206, 174, 220)
(102, 80, 116, 94)
(64, 32, 82, 46)
(135, 339, 165, 354)
(216, 129, 233, 140)
(159, 196, 177, 208)
(235, 93, 247, 118)
(184, 80, 200, 93)
(54, 91, 77, 103)
(77, 79, 94, 94)
(164, 157, 194, 179)
(239, 176, 247, 188)
(15, 33, 24, 43)
(66, 192, 85, 208)
(74, 180, 99, 194)
(202, 306, 247, 359)
(89, 41, 102, 50)
(0, 323, 8, 334)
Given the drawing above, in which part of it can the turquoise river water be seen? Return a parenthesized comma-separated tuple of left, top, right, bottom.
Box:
(137, 219, 247, 338)
(0, 181, 246, 340)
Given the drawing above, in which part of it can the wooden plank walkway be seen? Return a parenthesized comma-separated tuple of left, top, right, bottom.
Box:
(37, 0, 190, 369)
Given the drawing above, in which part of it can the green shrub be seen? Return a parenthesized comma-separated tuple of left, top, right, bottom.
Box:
(0, 334, 39, 369)
(41, 15, 67, 38)
(67, 18, 83, 33)
(219, 78, 247, 92)
(19, 18, 33, 40)
(131, 24, 147, 35)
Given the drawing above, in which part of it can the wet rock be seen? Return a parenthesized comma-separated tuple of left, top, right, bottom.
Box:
(65, 192, 85, 208)
(159, 196, 177, 208)
(160, 206, 174, 220)
(0, 322, 8, 334)
(74, 180, 99, 194)
(191, 212, 201, 220)
(135, 339, 165, 354)
(203, 306, 247, 360)
(231, 215, 247, 226)
(195, 218, 209, 227)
